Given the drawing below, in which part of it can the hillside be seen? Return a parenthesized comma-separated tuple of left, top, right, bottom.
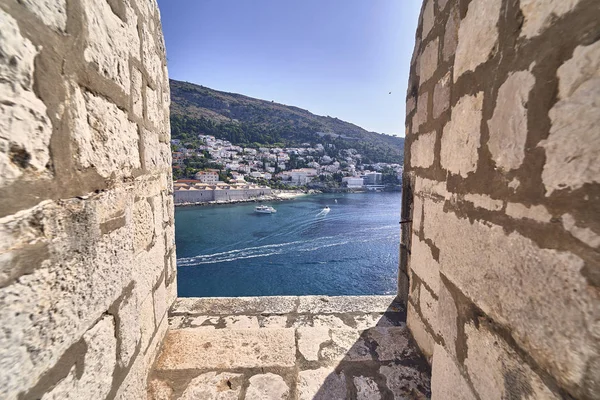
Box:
(170, 79, 404, 164)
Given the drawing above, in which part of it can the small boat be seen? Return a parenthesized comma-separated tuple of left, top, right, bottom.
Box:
(324, 206, 330, 211)
(255, 205, 277, 214)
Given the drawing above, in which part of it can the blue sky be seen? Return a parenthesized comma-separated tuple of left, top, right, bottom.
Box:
(156, 0, 421, 136)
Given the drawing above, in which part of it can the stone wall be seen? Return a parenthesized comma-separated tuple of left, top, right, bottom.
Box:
(0, 0, 175, 398)
(402, 0, 599, 399)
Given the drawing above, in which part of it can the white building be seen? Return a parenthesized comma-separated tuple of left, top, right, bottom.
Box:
(342, 176, 364, 188)
(194, 170, 219, 183)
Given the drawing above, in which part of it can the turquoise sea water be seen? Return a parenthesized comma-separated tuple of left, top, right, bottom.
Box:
(175, 192, 402, 297)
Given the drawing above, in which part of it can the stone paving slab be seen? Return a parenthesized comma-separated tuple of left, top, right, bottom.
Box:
(150, 296, 430, 399)
(155, 328, 296, 370)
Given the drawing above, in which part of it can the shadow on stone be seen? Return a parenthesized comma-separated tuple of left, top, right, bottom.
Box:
(305, 298, 431, 400)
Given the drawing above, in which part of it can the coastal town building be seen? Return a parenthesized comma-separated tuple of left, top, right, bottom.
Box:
(342, 176, 364, 188)
(193, 170, 219, 183)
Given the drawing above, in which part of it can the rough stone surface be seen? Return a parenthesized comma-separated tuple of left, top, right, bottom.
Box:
(487, 70, 536, 171)
(562, 213, 600, 248)
(155, 328, 296, 370)
(462, 193, 503, 212)
(297, 368, 346, 400)
(42, 316, 117, 400)
(431, 345, 477, 400)
(0, 0, 172, 398)
(18, 0, 67, 31)
(442, 6, 459, 61)
(380, 364, 429, 400)
(419, 38, 439, 83)
(520, 0, 583, 38)
(407, 303, 434, 359)
(440, 92, 483, 176)
(297, 295, 398, 314)
(411, 132, 436, 168)
(70, 87, 141, 178)
(421, 0, 435, 39)
(148, 379, 173, 400)
(436, 283, 457, 357)
(117, 291, 141, 368)
(540, 42, 600, 195)
(506, 202, 552, 223)
(297, 327, 330, 361)
(173, 296, 298, 315)
(410, 236, 440, 293)
(0, 10, 52, 188)
(245, 373, 290, 400)
(354, 376, 381, 400)
(180, 372, 243, 400)
(83, 0, 140, 91)
(453, 0, 501, 80)
(433, 72, 451, 118)
(464, 323, 560, 400)
(427, 207, 596, 390)
(412, 91, 429, 132)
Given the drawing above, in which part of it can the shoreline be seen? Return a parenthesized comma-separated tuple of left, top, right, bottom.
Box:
(174, 190, 314, 208)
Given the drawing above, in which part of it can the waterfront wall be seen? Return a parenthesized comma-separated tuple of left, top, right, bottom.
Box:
(402, 0, 600, 399)
(174, 188, 273, 204)
(0, 0, 175, 398)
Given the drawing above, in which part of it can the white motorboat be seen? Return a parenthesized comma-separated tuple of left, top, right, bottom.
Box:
(255, 205, 277, 214)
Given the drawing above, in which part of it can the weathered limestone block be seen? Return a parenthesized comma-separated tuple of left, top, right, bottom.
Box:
(379, 364, 430, 399)
(410, 131, 436, 169)
(133, 199, 154, 252)
(407, 302, 434, 359)
(148, 379, 173, 400)
(153, 279, 168, 325)
(453, 0, 501, 80)
(464, 322, 560, 400)
(312, 314, 347, 328)
(223, 315, 259, 329)
(146, 85, 161, 124)
(297, 295, 397, 314)
(419, 286, 438, 334)
(419, 38, 439, 83)
(354, 376, 381, 400)
(70, 87, 140, 178)
(260, 315, 288, 328)
(410, 235, 440, 293)
(561, 213, 600, 248)
(142, 20, 163, 87)
(320, 329, 372, 362)
(245, 373, 290, 400)
(540, 41, 600, 195)
(131, 67, 143, 118)
(421, 0, 435, 39)
(487, 70, 536, 171)
(18, 0, 67, 31)
(431, 344, 477, 400)
(139, 292, 156, 353)
(180, 372, 243, 400)
(414, 176, 447, 198)
(0, 10, 53, 188)
(0, 196, 132, 399)
(520, 0, 583, 38)
(412, 195, 423, 233)
(142, 128, 171, 173)
(412, 92, 429, 132)
(442, 6, 459, 62)
(440, 92, 483, 177)
(436, 283, 458, 358)
(83, 0, 140, 92)
(433, 72, 451, 118)
(461, 193, 503, 212)
(173, 295, 297, 315)
(134, 235, 167, 306)
(155, 328, 296, 370)
(117, 290, 141, 368)
(425, 206, 597, 392)
(297, 368, 346, 400)
(506, 202, 552, 223)
(41, 316, 117, 400)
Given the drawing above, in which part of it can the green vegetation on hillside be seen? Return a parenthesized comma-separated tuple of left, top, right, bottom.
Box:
(170, 80, 404, 164)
